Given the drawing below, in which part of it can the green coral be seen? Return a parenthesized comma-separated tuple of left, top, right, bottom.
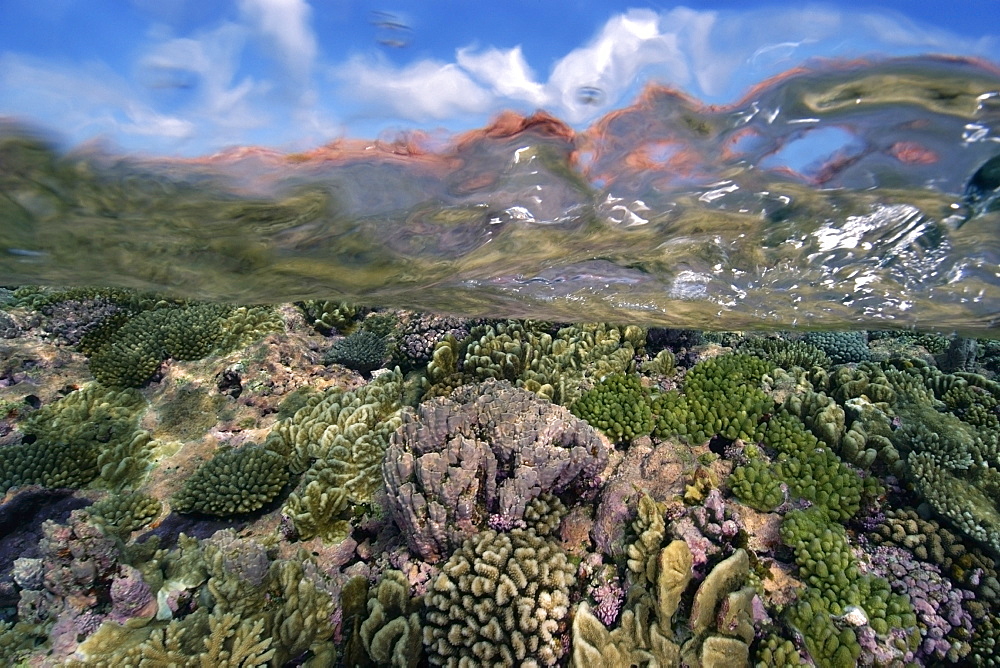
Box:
(653, 353, 774, 444)
(781, 508, 918, 666)
(870, 362, 1000, 555)
(764, 412, 880, 521)
(827, 362, 896, 407)
(728, 456, 785, 512)
(342, 571, 422, 668)
(324, 329, 389, 375)
(740, 336, 831, 370)
(0, 440, 98, 492)
(20, 382, 146, 446)
(83, 302, 280, 388)
(424, 320, 644, 405)
(298, 300, 363, 334)
(571, 373, 652, 443)
(802, 330, 871, 364)
(172, 445, 289, 517)
(754, 633, 806, 667)
(5, 383, 154, 492)
(639, 348, 676, 376)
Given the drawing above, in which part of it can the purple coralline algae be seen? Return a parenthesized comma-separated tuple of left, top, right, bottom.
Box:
(382, 379, 608, 562)
(108, 563, 157, 624)
(864, 543, 975, 662)
(589, 576, 626, 626)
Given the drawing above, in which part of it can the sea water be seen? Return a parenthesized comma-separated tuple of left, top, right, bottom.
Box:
(2, 55, 999, 334)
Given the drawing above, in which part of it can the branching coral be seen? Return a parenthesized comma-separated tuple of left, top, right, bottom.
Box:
(423, 528, 575, 667)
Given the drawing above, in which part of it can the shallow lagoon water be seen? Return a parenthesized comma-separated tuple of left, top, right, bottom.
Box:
(2, 55, 1000, 667)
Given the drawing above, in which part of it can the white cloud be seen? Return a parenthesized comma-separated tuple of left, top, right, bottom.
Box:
(3, 3, 999, 154)
(140, 23, 267, 133)
(456, 46, 547, 106)
(238, 0, 317, 83)
(335, 55, 493, 120)
(0, 53, 200, 151)
(549, 9, 691, 121)
(121, 104, 195, 137)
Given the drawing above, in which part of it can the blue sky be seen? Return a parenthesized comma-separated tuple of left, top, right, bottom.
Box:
(1, 1, 998, 156)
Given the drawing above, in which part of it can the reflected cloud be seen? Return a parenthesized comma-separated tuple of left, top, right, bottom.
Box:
(0, 3, 997, 154)
(335, 55, 492, 119)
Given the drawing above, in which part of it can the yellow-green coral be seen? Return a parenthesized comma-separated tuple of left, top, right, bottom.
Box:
(423, 528, 575, 667)
(88, 491, 162, 538)
(83, 302, 281, 388)
(424, 320, 644, 405)
(342, 571, 422, 668)
(264, 370, 405, 540)
(653, 353, 774, 444)
(781, 508, 918, 665)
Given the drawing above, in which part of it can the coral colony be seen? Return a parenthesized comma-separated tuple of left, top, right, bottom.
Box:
(1, 288, 1000, 666)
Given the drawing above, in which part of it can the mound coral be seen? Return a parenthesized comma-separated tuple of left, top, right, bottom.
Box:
(172, 445, 289, 517)
(83, 302, 281, 388)
(570, 373, 653, 443)
(382, 379, 609, 562)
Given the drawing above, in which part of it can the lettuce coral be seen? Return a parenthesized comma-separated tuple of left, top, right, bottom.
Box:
(264, 369, 405, 540)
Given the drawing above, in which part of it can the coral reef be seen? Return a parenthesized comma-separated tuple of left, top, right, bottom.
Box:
(1, 290, 1000, 667)
(570, 372, 653, 443)
(653, 353, 774, 444)
(265, 370, 405, 540)
(802, 330, 871, 364)
(82, 302, 281, 388)
(423, 320, 645, 404)
(324, 329, 389, 375)
(341, 570, 422, 668)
